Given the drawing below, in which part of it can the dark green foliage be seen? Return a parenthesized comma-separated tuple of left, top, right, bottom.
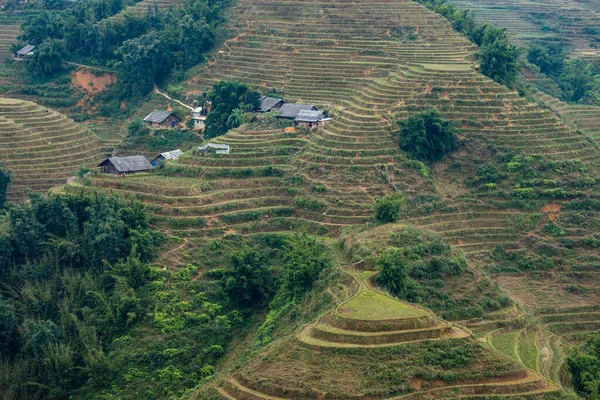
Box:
(376, 248, 418, 299)
(528, 41, 599, 104)
(395, 110, 458, 162)
(567, 334, 600, 399)
(205, 81, 261, 138)
(478, 30, 520, 87)
(278, 233, 331, 300)
(19, 0, 226, 98)
(374, 194, 404, 223)
(222, 246, 274, 307)
(254, 233, 333, 346)
(27, 39, 67, 77)
(0, 163, 12, 209)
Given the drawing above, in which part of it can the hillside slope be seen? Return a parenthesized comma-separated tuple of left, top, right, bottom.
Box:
(0, 98, 102, 200)
(83, 0, 600, 393)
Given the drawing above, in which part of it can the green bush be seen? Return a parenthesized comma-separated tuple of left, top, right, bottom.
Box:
(374, 194, 404, 223)
(395, 110, 458, 163)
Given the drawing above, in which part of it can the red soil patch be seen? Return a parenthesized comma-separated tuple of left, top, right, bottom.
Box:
(71, 69, 116, 93)
(541, 203, 560, 223)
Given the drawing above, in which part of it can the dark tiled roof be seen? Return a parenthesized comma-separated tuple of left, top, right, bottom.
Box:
(16, 45, 35, 55)
(295, 110, 324, 122)
(98, 156, 153, 172)
(143, 110, 177, 123)
(278, 104, 317, 119)
(259, 96, 284, 112)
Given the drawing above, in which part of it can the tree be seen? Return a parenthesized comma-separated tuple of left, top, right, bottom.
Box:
(376, 248, 413, 299)
(27, 39, 67, 77)
(0, 163, 12, 209)
(226, 108, 245, 129)
(568, 334, 600, 400)
(0, 297, 16, 354)
(374, 194, 404, 223)
(279, 233, 331, 300)
(478, 28, 520, 87)
(559, 60, 596, 103)
(223, 246, 273, 306)
(205, 81, 261, 139)
(115, 32, 164, 98)
(396, 110, 458, 162)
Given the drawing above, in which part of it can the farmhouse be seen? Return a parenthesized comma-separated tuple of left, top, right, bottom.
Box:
(277, 104, 317, 119)
(98, 156, 153, 175)
(295, 110, 329, 128)
(15, 45, 35, 59)
(151, 149, 184, 166)
(198, 143, 230, 155)
(143, 110, 181, 128)
(258, 96, 285, 113)
(191, 107, 207, 130)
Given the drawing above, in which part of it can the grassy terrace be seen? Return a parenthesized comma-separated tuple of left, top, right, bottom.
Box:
(0, 98, 102, 201)
(214, 263, 556, 399)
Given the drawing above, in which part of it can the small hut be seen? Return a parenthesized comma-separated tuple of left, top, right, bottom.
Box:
(98, 156, 153, 175)
(295, 110, 328, 128)
(191, 107, 207, 130)
(15, 45, 35, 59)
(151, 149, 184, 166)
(143, 110, 181, 128)
(198, 143, 230, 155)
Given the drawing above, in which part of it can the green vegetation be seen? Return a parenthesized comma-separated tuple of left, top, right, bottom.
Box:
(413, 0, 520, 86)
(528, 41, 599, 104)
(394, 110, 458, 162)
(568, 334, 600, 399)
(17, 0, 228, 98)
(205, 80, 261, 139)
(374, 194, 404, 223)
(0, 163, 12, 209)
(341, 289, 428, 320)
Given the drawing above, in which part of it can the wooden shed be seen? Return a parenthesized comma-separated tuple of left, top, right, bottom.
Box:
(143, 110, 181, 128)
(98, 156, 153, 175)
(151, 149, 184, 166)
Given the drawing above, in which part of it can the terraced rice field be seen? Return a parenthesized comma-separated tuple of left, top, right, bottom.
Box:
(535, 91, 600, 146)
(448, 0, 600, 60)
(0, 98, 102, 200)
(214, 264, 559, 399)
(0, 22, 20, 55)
(87, 0, 600, 256)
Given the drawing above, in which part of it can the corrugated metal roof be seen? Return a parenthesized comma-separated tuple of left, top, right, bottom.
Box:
(98, 156, 153, 172)
(16, 45, 35, 55)
(259, 96, 284, 112)
(143, 110, 176, 123)
(295, 110, 324, 122)
(158, 149, 184, 160)
(278, 104, 317, 119)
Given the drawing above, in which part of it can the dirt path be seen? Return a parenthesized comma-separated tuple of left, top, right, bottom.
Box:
(64, 61, 114, 73)
(153, 85, 193, 110)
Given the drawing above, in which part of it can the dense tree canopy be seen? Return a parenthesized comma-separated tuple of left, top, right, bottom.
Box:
(528, 41, 599, 104)
(568, 334, 600, 399)
(205, 80, 261, 138)
(0, 163, 12, 209)
(18, 0, 226, 98)
(395, 110, 458, 162)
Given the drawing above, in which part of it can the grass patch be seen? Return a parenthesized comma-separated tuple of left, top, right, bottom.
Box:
(491, 330, 520, 360)
(518, 330, 539, 371)
(339, 290, 429, 321)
